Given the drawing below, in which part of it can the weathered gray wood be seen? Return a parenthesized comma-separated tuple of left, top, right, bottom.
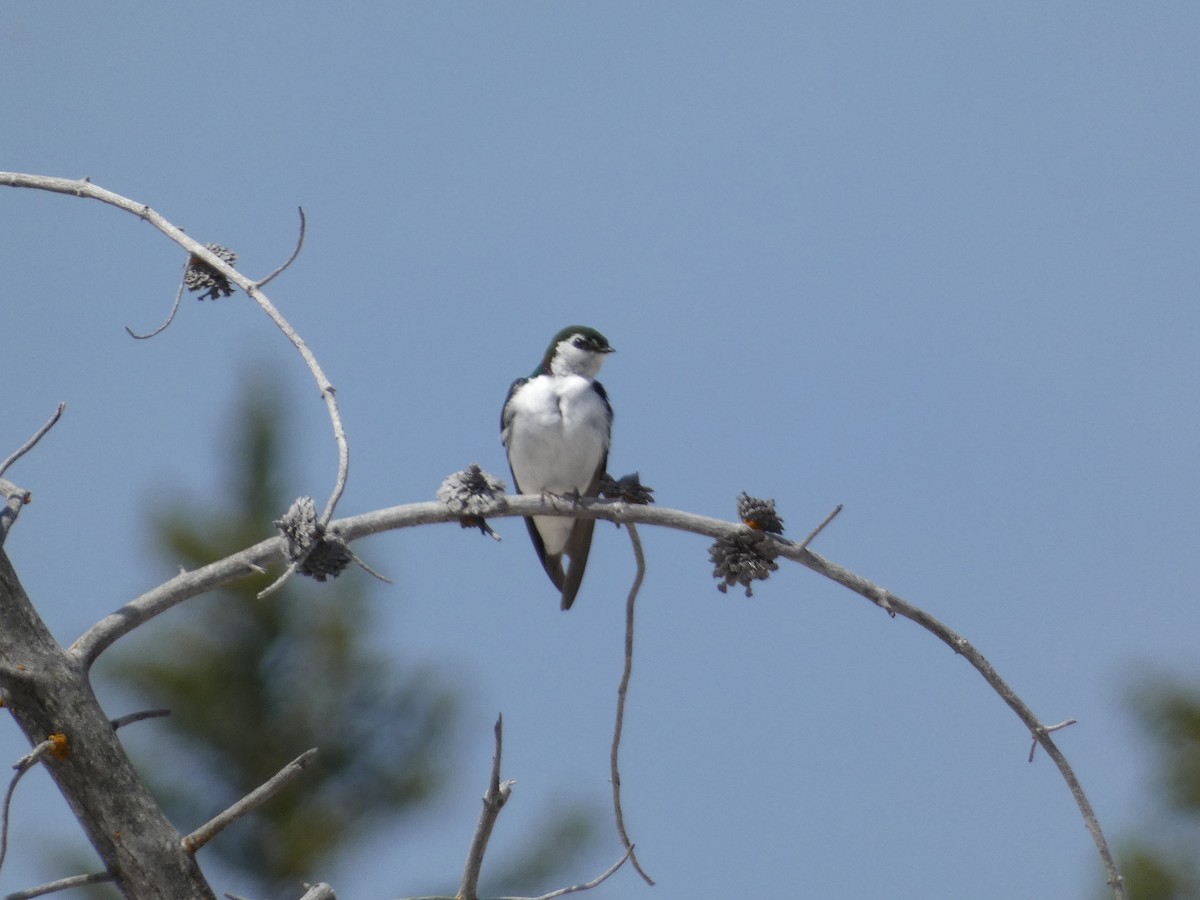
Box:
(0, 548, 214, 899)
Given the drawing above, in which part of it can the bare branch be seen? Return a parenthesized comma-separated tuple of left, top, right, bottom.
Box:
(0, 548, 211, 895)
(0, 403, 65, 479)
(798, 503, 842, 550)
(852, 592, 1123, 896)
(61, 492, 1125, 896)
(1029, 718, 1078, 762)
(256, 564, 299, 600)
(182, 749, 319, 854)
(0, 172, 349, 527)
(400, 845, 631, 900)
(5, 871, 114, 900)
(126, 257, 189, 339)
(458, 715, 514, 900)
(254, 207, 307, 288)
(71, 533, 283, 667)
(110, 708, 171, 730)
(610, 524, 653, 885)
(0, 738, 57, 874)
(0, 484, 31, 550)
(522, 846, 634, 899)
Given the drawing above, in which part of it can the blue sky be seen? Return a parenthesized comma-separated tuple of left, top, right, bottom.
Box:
(2, 3, 1198, 897)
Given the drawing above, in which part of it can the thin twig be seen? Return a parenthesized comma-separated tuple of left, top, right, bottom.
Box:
(798, 503, 842, 550)
(5, 871, 114, 900)
(254, 207, 307, 288)
(400, 846, 631, 900)
(182, 748, 318, 854)
(256, 565, 298, 600)
(458, 716, 514, 900)
(245, 274, 348, 527)
(524, 845, 634, 899)
(0, 403, 65, 479)
(350, 551, 393, 583)
(1029, 718, 1078, 762)
(0, 739, 55, 874)
(110, 708, 171, 730)
(610, 523, 653, 885)
(126, 257, 188, 339)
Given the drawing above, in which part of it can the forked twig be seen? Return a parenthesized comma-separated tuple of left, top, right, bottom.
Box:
(1029, 718, 1078, 762)
(458, 715, 514, 900)
(610, 523, 653, 885)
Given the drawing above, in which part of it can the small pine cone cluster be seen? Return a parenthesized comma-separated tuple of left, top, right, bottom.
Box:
(599, 472, 655, 505)
(275, 496, 352, 581)
(184, 243, 238, 300)
(737, 492, 784, 533)
(709, 528, 781, 597)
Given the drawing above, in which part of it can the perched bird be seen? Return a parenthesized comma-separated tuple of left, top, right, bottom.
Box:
(501, 325, 615, 610)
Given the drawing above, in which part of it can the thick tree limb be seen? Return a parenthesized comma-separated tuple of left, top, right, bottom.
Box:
(0, 549, 214, 899)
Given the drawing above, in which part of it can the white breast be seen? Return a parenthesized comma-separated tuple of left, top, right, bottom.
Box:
(503, 374, 610, 554)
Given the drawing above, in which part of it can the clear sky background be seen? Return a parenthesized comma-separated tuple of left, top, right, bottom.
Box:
(2, 3, 1198, 898)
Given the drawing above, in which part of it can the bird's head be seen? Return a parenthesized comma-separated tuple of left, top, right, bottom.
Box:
(542, 325, 614, 378)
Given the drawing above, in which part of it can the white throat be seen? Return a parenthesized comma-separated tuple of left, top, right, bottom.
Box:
(550, 339, 607, 378)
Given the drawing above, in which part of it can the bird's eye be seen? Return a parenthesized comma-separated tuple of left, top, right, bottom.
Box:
(573, 337, 587, 348)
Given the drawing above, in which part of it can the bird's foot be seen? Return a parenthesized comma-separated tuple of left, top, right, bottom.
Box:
(540, 488, 586, 507)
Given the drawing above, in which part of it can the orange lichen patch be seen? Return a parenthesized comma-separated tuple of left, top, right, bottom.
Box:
(48, 732, 70, 760)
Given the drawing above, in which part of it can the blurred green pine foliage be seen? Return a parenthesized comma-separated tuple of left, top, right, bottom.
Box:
(1110, 675, 1200, 899)
(104, 372, 455, 896)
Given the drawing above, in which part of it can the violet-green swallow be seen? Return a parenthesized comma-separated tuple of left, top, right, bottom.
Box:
(501, 326, 615, 610)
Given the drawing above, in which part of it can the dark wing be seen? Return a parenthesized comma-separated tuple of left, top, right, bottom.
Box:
(499, 376, 527, 444)
(592, 379, 614, 432)
(525, 515, 566, 593)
